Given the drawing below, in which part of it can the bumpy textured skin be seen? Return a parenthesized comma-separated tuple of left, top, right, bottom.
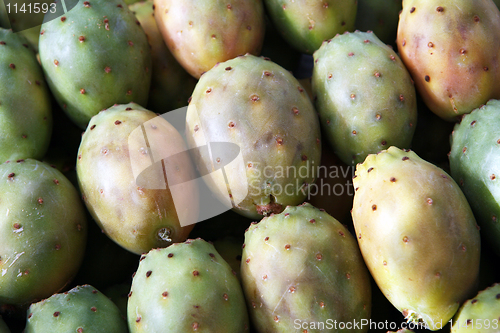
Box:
(25, 285, 127, 333)
(352, 147, 481, 330)
(185, 54, 321, 220)
(451, 283, 500, 333)
(312, 31, 417, 166)
(263, 0, 357, 54)
(449, 100, 500, 256)
(39, 0, 152, 129)
(397, 0, 500, 121)
(127, 239, 249, 332)
(129, 0, 197, 113)
(0, 159, 87, 306)
(0, 28, 52, 163)
(76, 102, 197, 255)
(154, 0, 265, 79)
(354, 0, 401, 46)
(241, 203, 371, 333)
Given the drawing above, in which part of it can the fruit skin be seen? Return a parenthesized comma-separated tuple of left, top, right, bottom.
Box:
(0, 159, 87, 306)
(397, 0, 500, 121)
(127, 238, 249, 332)
(263, 0, 357, 54)
(241, 203, 371, 333)
(129, 0, 197, 113)
(185, 54, 321, 220)
(451, 283, 500, 333)
(76, 102, 198, 255)
(154, 0, 265, 79)
(449, 99, 500, 256)
(352, 147, 481, 330)
(25, 284, 128, 333)
(0, 28, 52, 163)
(312, 31, 417, 166)
(354, 0, 402, 47)
(39, 0, 152, 129)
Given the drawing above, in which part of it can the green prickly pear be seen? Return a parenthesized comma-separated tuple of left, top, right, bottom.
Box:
(449, 99, 500, 256)
(25, 285, 128, 333)
(397, 0, 500, 121)
(154, 0, 265, 79)
(451, 283, 500, 333)
(127, 238, 249, 332)
(0, 28, 52, 164)
(0, 159, 87, 306)
(76, 102, 198, 255)
(312, 31, 417, 166)
(129, 0, 197, 113)
(263, 0, 357, 54)
(39, 0, 152, 129)
(185, 54, 321, 220)
(241, 203, 372, 333)
(352, 147, 481, 330)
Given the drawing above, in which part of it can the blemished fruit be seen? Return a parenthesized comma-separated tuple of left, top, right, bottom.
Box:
(397, 0, 500, 121)
(39, 0, 152, 129)
(0, 159, 87, 306)
(153, 0, 265, 79)
(263, 0, 357, 54)
(127, 238, 249, 332)
(352, 147, 481, 330)
(25, 285, 128, 333)
(449, 99, 500, 256)
(76, 102, 198, 255)
(0, 28, 52, 164)
(185, 54, 321, 220)
(312, 31, 417, 166)
(241, 203, 371, 333)
(451, 283, 500, 333)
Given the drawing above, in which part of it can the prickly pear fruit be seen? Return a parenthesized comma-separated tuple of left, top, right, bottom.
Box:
(0, 159, 87, 306)
(76, 102, 198, 255)
(352, 147, 481, 330)
(154, 0, 265, 79)
(39, 0, 152, 129)
(451, 283, 500, 333)
(129, 0, 197, 113)
(355, 0, 402, 47)
(0, 28, 52, 163)
(449, 99, 500, 256)
(25, 285, 128, 333)
(241, 203, 371, 333)
(263, 0, 357, 54)
(312, 31, 417, 166)
(186, 54, 321, 220)
(127, 238, 249, 332)
(397, 0, 500, 121)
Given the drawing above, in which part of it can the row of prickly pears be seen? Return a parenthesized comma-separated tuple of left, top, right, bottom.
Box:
(0, 0, 500, 332)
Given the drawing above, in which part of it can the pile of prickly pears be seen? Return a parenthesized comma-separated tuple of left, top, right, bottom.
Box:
(1, 0, 500, 332)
